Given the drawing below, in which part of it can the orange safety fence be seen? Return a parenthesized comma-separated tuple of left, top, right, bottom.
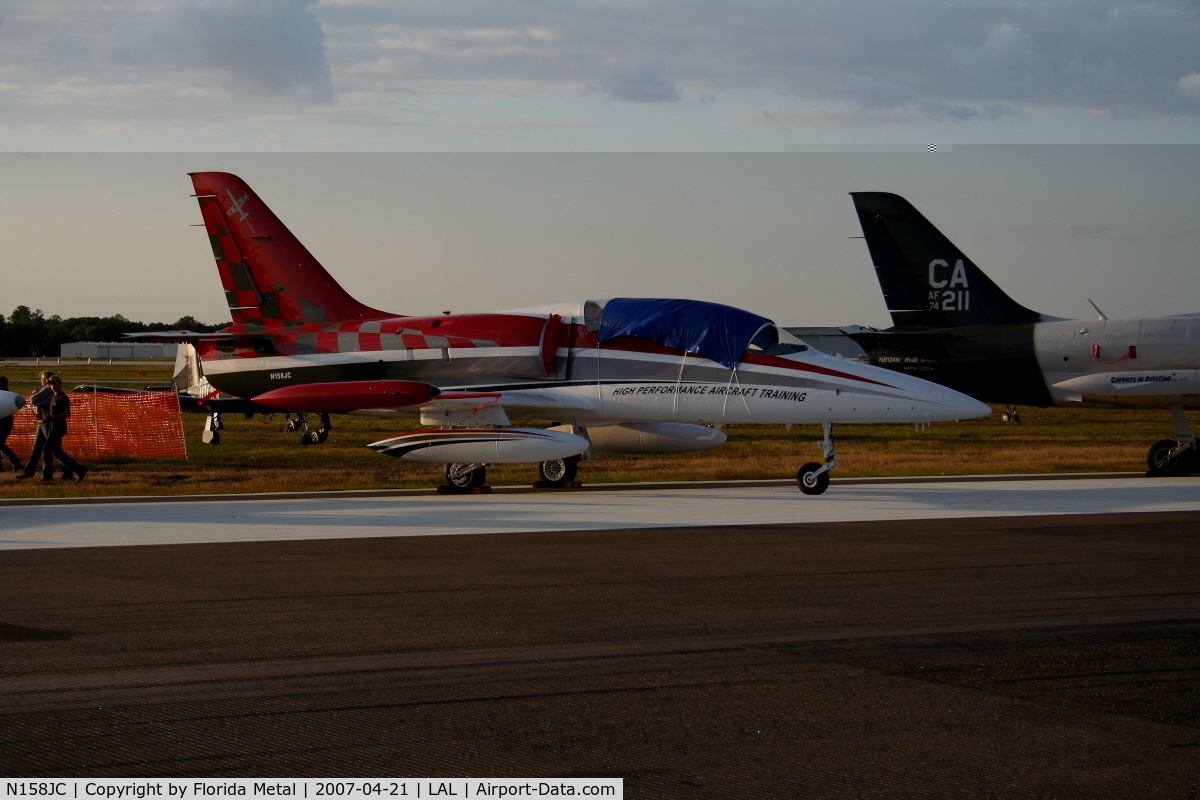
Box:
(6, 392, 188, 460)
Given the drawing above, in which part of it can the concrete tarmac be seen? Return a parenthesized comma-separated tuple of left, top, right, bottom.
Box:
(0, 480, 1198, 797)
(2, 475, 1200, 549)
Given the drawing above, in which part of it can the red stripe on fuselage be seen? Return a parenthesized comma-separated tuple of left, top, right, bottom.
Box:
(597, 338, 896, 388)
(739, 352, 897, 387)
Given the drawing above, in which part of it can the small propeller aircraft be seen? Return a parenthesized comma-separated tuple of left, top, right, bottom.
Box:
(129, 173, 989, 494)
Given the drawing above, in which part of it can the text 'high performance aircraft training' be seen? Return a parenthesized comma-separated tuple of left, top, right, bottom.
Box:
(786, 192, 1200, 476)
(131, 173, 988, 494)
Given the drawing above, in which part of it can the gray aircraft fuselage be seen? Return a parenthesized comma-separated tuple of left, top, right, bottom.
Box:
(788, 191, 1200, 475)
(788, 192, 1200, 412)
(793, 316, 1200, 410)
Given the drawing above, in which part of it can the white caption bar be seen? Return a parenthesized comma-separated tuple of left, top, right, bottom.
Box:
(2, 781, 622, 800)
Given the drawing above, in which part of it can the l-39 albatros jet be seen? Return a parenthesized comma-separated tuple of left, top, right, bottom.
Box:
(786, 192, 1200, 476)
(132, 173, 988, 494)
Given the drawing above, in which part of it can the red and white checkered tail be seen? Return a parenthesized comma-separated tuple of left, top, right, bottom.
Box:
(189, 172, 396, 326)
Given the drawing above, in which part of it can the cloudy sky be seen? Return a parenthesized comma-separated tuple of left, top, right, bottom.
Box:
(2, 3, 1197, 331)
(3, 147, 1197, 328)
(2, 0, 1199, 150)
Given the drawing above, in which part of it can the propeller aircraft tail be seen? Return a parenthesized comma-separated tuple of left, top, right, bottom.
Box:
(189, 171, 395, 326)
(850, 192, 1045, 329)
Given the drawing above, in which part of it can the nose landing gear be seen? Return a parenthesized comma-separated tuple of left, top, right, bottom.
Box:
(797, 423, 839, 495)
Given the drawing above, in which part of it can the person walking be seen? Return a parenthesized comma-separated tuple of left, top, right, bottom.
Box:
(0, 376, 22, 472)
(15, 370, 56, 480)
(40, 376, 86, 483)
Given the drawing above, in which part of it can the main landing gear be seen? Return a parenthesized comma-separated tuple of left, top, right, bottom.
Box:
(797, 423, 839, 495)
(286, 411, 333, 446)
(1146, 401, 1198, 477)
(441, 456, 583, 492)
(536, 455, 580, 488)
(443, 463, 487, 492)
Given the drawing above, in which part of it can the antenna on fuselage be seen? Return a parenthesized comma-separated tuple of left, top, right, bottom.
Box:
(1087, 299, 1108, 321)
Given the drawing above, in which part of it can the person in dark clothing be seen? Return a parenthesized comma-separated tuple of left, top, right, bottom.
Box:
(15, 370, 56, 480)
(40, 376, 86, 483)
(0, 376, 22, 472)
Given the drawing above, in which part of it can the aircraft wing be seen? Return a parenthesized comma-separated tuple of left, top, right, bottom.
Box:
(422, 393, 595, 419)
(234, 380, 596, 421)
(353, 390, 596, 424)
(423, 392, 596, 414)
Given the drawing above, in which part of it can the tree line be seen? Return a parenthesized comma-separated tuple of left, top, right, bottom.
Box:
(0, 306, 226, 357)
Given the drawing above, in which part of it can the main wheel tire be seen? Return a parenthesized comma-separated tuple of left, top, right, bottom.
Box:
(445, 463, 487, 490)
(537, 455, 580, 486)
(314, 429, 329, 444)
(299, 433, 312, 446)
(1147, 439, 1182, 476)
(797, 462, 830, 495)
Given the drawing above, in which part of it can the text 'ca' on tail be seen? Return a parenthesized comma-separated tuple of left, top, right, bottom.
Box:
(850, 191, 1043, 329)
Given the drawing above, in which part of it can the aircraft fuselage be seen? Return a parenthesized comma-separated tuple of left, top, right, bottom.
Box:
(792, 316, 1200, 409)
(197, 309, 985, 427)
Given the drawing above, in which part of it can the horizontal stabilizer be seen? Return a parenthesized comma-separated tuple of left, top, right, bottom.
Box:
(123, 330, 251, 344)
(73, 385, 276, 414)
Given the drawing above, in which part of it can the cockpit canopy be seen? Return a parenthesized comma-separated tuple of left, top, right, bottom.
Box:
(596, 298, 806, 369)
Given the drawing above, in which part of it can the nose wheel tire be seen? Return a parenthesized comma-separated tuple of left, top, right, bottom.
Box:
(1147, 439, 1184, 476)
(445, 463, 487, 490)
(537, 455, 580, 487)
(797, 462, 830, 495)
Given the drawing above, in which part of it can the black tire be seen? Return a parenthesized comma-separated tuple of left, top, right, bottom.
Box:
(314, 429, 329, 444)
(1147, 439, 1182, 476)
(445, 463, 487, 490)
(285, 418, 300, 432)
(299, 434, 312, 446)
(797, 462, 830, 495)
(538, 455, 580, 486)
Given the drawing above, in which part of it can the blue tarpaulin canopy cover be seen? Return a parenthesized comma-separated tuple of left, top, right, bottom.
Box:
(597, 298, 773, 369)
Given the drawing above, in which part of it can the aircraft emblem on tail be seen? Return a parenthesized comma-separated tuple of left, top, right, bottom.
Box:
(226, 190, 253, 225)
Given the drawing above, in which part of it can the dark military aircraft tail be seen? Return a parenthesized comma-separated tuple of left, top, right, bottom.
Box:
(189, 172, 395, 326)
(850, 192, 1044, 329)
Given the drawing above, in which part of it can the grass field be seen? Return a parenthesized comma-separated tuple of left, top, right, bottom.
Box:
(0, 359, 1184, 499)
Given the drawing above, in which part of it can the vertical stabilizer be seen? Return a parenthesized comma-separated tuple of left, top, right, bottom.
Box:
(190, 172, 396, 326)
(851, 192, 1042, 328)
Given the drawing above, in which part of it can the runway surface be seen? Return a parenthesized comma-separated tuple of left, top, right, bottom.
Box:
(3, 475, 1200, 549)
(1, 478, 1198, 796)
